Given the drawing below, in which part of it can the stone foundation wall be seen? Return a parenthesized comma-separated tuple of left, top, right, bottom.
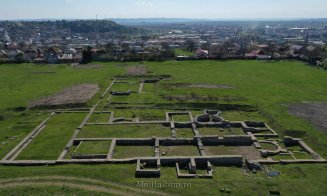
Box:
(159, 138, 196, 146)
(116, 138, 155, 146)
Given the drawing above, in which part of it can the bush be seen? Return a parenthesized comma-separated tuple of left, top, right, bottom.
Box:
(320, 59, 327, 70)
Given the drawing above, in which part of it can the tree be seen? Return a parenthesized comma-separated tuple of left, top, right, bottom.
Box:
(160, 42, 175, 59)
(104, 43, 114, 54)
(320, 59, 327, 70)
(184, 40, 196, 52)
(82, 46, 93, 64)
(209, 44, 228, 59)
(201, 42, 210, 50)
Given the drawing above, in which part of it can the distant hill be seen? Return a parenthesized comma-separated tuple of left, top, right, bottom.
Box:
(112, 18, 327, 25)
(111, 18, 212, 25)
(0, 20, 143, 35)
(55, 20, 141, 34)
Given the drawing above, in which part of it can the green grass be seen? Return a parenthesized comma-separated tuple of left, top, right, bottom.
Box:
(198, 127, 245, 136)
(0, 111, 49, 158)
(175, 49, 194, 56)
(113, 145, 154, 158)
(17, 113, 86, 160)
(109, 92, 161, 104)
(273, 153, 294, 160)
(0, 63, 123, 110)
(0, 164, 326, 195)
(74, 141, 112, 155)
(79, 124, 171, 138)
(175, 128, 194, 138)
(145, 60, 327, 157)
(160, 145, 200, 156)
(1, 60, 327, 195)
(111, 82, 140, 92)
(0, 186, 112, 196)
(88, 112, 111, 123)
(112, 109, 166, 121)
(172, 114, 191, 122)
(142, 83, 157, 93)
(293, 152, 313, 159)
(222, 111, 268, 122)
(260, 142, 279, 151)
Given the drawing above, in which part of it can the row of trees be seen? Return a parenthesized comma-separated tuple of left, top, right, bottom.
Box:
(81, 43, 176, 63)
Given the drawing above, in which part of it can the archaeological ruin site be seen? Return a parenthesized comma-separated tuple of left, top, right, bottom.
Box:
(1, 76, 325, 179)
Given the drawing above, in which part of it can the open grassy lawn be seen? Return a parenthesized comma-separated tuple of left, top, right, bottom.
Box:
(79, 124, 171, 138)
(259, 142, 279, 151)
(112, 109, 166, 121)
(17, 113, 86, 160)
(109, 92, 161, 104)
(142, 83, 157, 93)
(0, 63, 123, 110)
(0, 111, 49, 158)
(160, 145, 200, 157)
(0, 60, 327, 195)
(222, 111, 268, 122)
(0, 164, 325, 195)
(111, 82, 140, 92)
(171, 114, 192, 122)
(0, 186, 112, 196)
(88, 112, 111, 123)
(146, 60, 327, 157)
(175, 128, 194, 138)
(113, 145, 154, 159)
(175, 49, 194, 56)
(75, 141, 112, 155)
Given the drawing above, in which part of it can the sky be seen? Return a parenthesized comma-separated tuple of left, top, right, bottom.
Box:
(0, 0, 326, 20)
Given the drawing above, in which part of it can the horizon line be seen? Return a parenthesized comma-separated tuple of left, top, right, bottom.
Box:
(1, 17, 327, 22)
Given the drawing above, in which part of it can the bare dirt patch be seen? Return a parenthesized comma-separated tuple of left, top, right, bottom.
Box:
(29, 84, 99, 108)
(289, 103, 327, 133)
(204, 145, 261, 160)
(126, 65, 148, 76)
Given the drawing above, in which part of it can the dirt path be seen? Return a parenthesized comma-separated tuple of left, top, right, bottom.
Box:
(138, 82, 144, 93)
(0, 182, 128, 196)
(289, 103, 327, 134)
(0, 176, 170, 196)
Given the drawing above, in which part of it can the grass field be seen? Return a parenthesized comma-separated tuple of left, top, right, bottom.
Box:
(17, 113, 86, 160)
(174, 49, 194, 56)
(79, 124, 171, 138)
(75, 141, 112, 155)
(0, 60, 327, 195)
(113, 145, 154, 159)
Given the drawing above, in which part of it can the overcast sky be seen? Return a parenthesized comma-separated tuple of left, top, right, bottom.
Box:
(0, 0, 326, 20)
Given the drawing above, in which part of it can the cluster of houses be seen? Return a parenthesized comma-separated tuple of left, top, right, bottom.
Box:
(0, 41, 322, 63)
(0, 20, 326, 64)
(189, 43, 321, 62)
(0, 45, 83, 64)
